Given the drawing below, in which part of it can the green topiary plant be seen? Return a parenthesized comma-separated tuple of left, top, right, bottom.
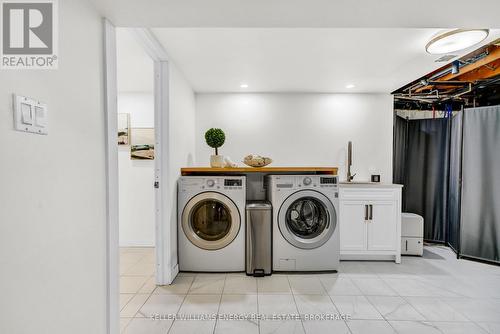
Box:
(205, 128, 225, 155)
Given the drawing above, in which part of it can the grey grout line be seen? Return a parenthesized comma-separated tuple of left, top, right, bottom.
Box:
(119, 248, 500, 333)
(384, 319, 399, 334)
(119, 250, 155, 333)
(470, 321, 492, 334)
(286, 275, 308, 334)
(418, 278, 467, 298)
(167, 275, 195, 334)
(398, 294, 449, 323)
(325, 287, 354, 334)
(438, 296, 481, 324)
(119, 318, 129, 334)
(256, 277, 261, 334)
(128, 273, 157, 318)
(118, 278, 154, 316)
(363, 293, 394, 323)
(119, 289, 155, 330)
(212, 274, 228, 334)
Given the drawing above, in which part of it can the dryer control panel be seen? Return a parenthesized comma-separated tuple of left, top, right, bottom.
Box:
(203, 178, 244, 190)
(179, 176, 246, 192)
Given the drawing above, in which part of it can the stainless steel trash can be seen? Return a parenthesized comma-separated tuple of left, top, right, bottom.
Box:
(246, 201, 272, 276)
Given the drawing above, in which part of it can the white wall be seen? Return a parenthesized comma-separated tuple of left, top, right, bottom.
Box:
(196, 93, 393, 182)
(0, 1, 107, 333)
(118, 93, 155, 246)
(118, 93, 154, 126)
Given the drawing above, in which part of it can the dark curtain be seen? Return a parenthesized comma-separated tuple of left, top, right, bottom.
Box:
(393, 115, 408, 207)
(447, 111, 463, 253)
(396, 116, 450, 242)
(460, 106, 500, 263)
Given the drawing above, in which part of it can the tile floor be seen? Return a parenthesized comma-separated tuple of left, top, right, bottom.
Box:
(119, 246, 500, 334)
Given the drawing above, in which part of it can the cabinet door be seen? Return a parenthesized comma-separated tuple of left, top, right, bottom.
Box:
(339, 201, 367, 251)
(367, 201, 397, 251)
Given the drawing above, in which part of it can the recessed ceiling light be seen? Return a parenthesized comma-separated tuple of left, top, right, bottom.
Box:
(346, 84, 355, 89)
(240, 83, 248, 88)
(426, 29, 489, 55)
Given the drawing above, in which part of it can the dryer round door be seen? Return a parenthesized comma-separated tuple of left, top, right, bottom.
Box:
(182, 192, 241, 250)
(278, 190, 337, 249)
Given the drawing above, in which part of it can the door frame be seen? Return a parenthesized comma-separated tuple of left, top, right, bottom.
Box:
(103, 19, 119, 334)
(104, 23, 174, 334)
(132, 28, 177, 285)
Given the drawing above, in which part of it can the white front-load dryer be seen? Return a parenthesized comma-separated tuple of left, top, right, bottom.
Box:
(267, 175, 339, 271)
(178, 176, 246, 272)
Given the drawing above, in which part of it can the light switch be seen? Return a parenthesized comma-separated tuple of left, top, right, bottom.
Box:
(21, 103, 33, 125)
(13, 94, 48, 135)
(34, 106, 47, 127)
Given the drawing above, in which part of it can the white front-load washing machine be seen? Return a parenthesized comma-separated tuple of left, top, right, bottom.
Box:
(267, 175, 340, 271)
(178, 176, 246, 272)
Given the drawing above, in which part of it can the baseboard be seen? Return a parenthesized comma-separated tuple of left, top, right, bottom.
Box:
(340, 253, 397, 262)
(171, 263, 179, 281)
(459, 254, 500, 266)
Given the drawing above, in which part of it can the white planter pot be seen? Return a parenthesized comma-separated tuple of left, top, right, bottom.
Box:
(210, 155, 225, 168)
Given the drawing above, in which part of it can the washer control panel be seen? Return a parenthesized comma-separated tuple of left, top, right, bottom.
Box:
(272, 175, 338, 190)
(303, 177, 312, 186)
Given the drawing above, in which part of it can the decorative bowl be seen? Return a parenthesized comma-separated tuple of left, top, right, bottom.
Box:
(243, 154, 273, 167)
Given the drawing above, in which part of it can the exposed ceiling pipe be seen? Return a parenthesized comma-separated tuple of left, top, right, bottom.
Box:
(395, 95, 441, 104)
(396, 82, 473, 103)
(403, 49, 491, 94)
(428, 80, 471, 86)
(452, 82, 473, 98)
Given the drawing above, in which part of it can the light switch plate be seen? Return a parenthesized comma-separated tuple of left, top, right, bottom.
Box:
(13, 95, 48, 135)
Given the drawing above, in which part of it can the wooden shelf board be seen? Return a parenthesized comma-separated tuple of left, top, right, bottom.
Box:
(181, 167, 338, 175)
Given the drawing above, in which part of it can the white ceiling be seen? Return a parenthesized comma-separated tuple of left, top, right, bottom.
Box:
(105, 0, 500, 94)
(89, 0, 500, 29)
(116, 28, 154, 93)
(150, 28, 500, 93)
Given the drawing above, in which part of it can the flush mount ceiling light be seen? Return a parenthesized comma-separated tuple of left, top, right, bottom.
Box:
(240, 83, 248, 88)
(426, 29, 489, 54)
(345, 84, 355, 89)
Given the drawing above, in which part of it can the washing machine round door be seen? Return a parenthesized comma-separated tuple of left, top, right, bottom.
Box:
(278, 190, 336, 249)
(182, 192, 241, 250)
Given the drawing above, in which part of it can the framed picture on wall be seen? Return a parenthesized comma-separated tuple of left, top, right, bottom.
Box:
(130, 128, 155, 160)
(117, 113, 130, 145)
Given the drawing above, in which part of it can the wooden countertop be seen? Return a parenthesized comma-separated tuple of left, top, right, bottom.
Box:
(181, 167, 338, 176)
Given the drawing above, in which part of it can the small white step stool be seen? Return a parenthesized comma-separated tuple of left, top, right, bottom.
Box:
(401, 213, 424, 256)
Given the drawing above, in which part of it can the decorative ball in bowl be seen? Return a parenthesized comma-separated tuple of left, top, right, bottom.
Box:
(243, 154, 273, 167)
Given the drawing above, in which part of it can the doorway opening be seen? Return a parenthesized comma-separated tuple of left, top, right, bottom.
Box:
(116, 28, 157, 326)
(105, 23, 184, 334)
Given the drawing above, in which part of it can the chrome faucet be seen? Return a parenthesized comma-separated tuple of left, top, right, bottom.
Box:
(347, 141, 356, 182)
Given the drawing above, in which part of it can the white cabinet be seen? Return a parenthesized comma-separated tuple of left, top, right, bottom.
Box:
(367, 201, 397, 251)
(339, 201, 367, 251)
(339, 185, 402, 263)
